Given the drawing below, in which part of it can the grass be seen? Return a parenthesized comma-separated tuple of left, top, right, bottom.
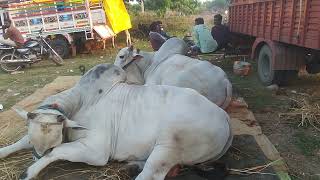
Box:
(208, 56, 289, 111)
(0, 49, 116, 109)
(294, 131, 320, 157)
(0, 39, 151, 110)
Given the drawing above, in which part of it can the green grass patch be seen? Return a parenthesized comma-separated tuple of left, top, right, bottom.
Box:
(294, 131, 320, 157)
(211, 58, 288, 111)
(0, 49, 118, 110)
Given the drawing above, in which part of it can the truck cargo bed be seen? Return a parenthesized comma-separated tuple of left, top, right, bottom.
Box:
(229, 0, 320, 50)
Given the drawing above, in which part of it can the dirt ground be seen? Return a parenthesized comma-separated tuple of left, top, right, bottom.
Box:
(208, 56, 320, 180)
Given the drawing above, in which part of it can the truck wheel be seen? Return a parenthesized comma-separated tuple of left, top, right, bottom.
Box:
(258, 45, 277, 85)
(258, 45, 298, 85)
(50, 39, 69, 59)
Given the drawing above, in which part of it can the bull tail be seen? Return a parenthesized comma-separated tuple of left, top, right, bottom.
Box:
(221, 79, 232, 109)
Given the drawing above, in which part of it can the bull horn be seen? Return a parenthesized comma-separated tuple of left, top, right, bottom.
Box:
(129, 45, 134, 51)
(12, 106, 28, 120)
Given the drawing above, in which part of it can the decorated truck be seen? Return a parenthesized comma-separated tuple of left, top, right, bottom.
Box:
(229, 0, 320, 85)
(0, 0, 130, 58)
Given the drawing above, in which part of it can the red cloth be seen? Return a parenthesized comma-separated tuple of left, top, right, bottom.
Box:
(4, 25, 24, 46)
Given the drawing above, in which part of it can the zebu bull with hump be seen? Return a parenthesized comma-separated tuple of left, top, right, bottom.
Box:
(0, 64, 232, 180)
(114, 38, 233, 109)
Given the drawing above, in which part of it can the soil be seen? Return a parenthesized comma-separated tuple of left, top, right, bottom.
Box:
(253, 91, 320, 180)
(208, 57, 320, 180)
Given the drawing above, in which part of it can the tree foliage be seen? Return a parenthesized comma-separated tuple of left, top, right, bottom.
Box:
(144, 0, 171, 16)
(144, 0, 199, 16)
(170, 0, 200, 15)
(202, 0, 229, 10)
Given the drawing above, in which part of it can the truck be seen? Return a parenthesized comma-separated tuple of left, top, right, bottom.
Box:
(229, 0, 320, 85)
(0, 0, 115, 58)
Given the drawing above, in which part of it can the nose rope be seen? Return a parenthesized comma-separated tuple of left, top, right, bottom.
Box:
(32, 148, 42, 160)
(32, 147, 52, 160)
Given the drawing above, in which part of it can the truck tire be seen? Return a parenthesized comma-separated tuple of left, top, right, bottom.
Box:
(258, 45, 298, 85)
(258, 45, 277, 85)
(50, 39, 69, 59)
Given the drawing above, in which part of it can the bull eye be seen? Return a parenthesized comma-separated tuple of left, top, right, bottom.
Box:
(119, 55, 124, 59)
(27, 112, 37, 120)
(57, 115, 66, 123)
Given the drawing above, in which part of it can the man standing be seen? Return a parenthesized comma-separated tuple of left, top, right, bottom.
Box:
(211, 14, 230, 50)
(0, 20, 24, 47)
(192, 17, 218, 54)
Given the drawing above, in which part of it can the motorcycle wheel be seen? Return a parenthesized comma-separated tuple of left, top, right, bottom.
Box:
(49, 48, 64, 66)
(0, 53, 22, 73)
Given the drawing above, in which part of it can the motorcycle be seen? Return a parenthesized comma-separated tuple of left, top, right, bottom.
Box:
(0, 29, 63, 73)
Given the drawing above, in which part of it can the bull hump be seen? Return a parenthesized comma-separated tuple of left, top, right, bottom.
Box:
(94, 65, 111, 79)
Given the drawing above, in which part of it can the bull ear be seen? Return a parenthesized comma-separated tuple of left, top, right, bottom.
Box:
(12, 106, 28, 120)
(132, 49, 144, 61)
(129, 45, 134, 51)
(64, 119, 87, 130)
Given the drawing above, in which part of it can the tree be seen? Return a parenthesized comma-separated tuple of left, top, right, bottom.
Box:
(170, 0, 200, 15)
(203, 0, 229, 11)
(140, 0, 144, 14)
(144, 0, 200, 16)
(144, 0, 171, 16)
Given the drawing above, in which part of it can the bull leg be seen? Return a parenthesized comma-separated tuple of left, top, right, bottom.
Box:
(20, 141, 107, 180)
(135, 146, 180, 180)
(0, 135, 32, 158)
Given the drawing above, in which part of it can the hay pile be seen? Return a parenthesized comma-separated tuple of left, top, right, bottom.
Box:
(279, 97, 320, 131)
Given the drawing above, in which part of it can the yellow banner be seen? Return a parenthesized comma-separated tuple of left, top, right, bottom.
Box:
(102, 0, 132, 34)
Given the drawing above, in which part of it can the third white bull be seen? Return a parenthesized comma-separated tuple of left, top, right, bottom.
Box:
(114, 38, 232, 109)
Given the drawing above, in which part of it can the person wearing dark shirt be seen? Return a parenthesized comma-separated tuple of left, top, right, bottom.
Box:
(149, 21, 168, 51)
(0, 20, 24, 47)
(211, 14, 230, 50)
(156, 21, 171, 39)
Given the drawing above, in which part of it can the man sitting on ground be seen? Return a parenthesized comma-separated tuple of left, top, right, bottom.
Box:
(156, 21, 171, 39)
(0, 20, 24, 47)
(149, 21, 168, 51)
(192, 17, 218, 54)
(211, 14, 230, 51)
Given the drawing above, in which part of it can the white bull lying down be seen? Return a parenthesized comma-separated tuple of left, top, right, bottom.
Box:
(114, 38, 232, 109)
(0, 64, 232, 180)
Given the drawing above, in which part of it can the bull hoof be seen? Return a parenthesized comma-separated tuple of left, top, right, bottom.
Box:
(19, 170, 28, 180)
(121, 164, 141, 178)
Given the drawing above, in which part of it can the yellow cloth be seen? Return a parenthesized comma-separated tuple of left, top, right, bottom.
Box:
(102, 0, 132, 34)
